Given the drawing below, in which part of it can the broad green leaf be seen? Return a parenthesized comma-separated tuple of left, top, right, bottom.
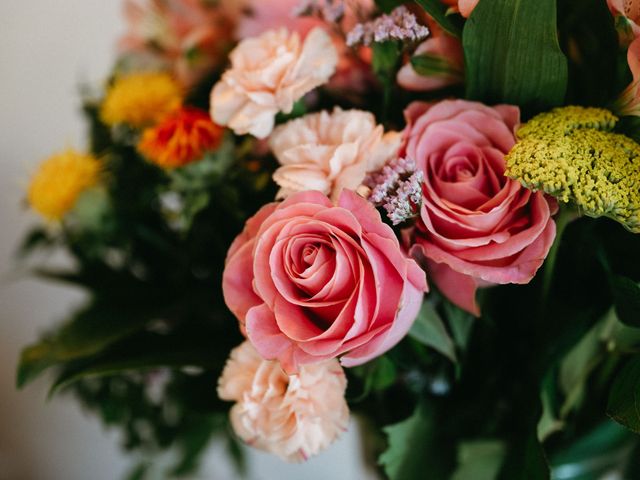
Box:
(452, 440, 505, 480)
(550, 421, 635, 480)
(463, 0, 568, 113)
(411, 54, 462, 78)
(17, 301, 162, 388)
(538, 372, 564, 442)
(409, 300, 457, 362)
(349, 355, 397, 401)
(607, 356, 640, 434)
(49, 346, 219, 396)
(443, 301, 475, 351)
(415, 0, 463, 38)
(379, 403, 449, 480)
(610, 275, 640, 328)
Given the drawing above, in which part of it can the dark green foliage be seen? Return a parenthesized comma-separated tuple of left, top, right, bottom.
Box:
(415, 0, 463, 38)
(463, 0, 568, 115)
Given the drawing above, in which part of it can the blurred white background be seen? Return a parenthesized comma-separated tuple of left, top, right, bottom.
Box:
(0, 2, 375, 479)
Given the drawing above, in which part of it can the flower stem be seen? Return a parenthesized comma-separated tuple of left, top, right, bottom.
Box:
(541, 205, 573, 312)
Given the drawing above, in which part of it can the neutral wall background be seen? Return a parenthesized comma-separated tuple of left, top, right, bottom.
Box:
(0, 2, 375, 479)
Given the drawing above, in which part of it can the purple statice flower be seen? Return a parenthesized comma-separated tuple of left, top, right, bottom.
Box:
(292, 0, 345, 23)
(365, 157, 424, 225)
(346, 6, 429, 47)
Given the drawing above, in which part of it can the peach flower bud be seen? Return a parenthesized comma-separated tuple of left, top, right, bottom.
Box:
(396, 35, 464, 92)
(269, 108, 401, 202)
(210, 27, 338, 139)
(217, 341, 349, 462)
(441, 0, 479, 17)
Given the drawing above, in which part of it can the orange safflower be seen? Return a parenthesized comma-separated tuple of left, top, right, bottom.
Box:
(138, 107, 224, 168)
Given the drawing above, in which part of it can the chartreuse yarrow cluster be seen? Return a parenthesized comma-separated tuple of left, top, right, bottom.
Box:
(505, 106, 640, 233)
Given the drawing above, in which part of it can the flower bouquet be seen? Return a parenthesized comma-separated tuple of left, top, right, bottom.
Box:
(16, 0, 640, 478)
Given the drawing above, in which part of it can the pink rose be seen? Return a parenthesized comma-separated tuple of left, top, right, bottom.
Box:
(402, 100, 556, 316)
(222, 190, 428, 373)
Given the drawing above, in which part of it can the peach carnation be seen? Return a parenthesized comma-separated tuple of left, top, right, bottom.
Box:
(217, 341, 349, 462)
(210, 27, 338, 139)
(269, 108, 401, 202)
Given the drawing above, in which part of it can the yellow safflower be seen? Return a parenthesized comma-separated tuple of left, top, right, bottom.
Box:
(28, 148, 101, 221)
(100, 72, 182, 128)
(506, 106, 640, 233)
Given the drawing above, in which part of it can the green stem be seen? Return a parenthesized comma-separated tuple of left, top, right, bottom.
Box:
(541, 205, 574, 312)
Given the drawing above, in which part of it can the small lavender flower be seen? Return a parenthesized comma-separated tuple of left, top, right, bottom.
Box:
(365, 157, 424, 225)
(292, 0, 345, 23)
(346, 6, 429, 47)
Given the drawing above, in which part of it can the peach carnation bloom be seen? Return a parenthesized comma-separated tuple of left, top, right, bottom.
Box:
(269, 108, 401, 202)
(210, 27, 338, 139)
(217, 341, 349, 462)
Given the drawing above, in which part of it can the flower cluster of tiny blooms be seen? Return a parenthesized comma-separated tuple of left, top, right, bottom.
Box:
(346, 5, 429, 47)
(27, 149, 101, 221)
(100, 72, 182, 128)
(365, 157, 424, 225)
(506, 106, 640, 232)
(292, 0, 345, 23)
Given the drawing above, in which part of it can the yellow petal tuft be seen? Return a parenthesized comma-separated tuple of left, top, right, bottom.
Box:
(100, 72, 182, 128)
(28, 149, 101, 221)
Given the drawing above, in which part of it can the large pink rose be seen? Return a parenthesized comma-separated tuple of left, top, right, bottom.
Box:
(403, 100, 556, 316)
(222, 190, 428, 373)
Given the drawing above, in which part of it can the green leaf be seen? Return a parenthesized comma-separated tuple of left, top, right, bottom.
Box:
(409, 300, 457, 362)
(372, 40, 402, 80)
(537, 373, 564, 442)
(415, 0, 463, 38)
(17, 301, 162, 388)
(443, 301, 475, 351)
(451, 441, 505, 480)
(610, 275, 640, 328)
(411, 54, 463, 78)
(379, 403, 449, 480)
(607, 356, 640, 434)
(375, 0, 401, 13)
(550, 421, 635, 480)
(49, 345, 219, 396)
(498, 430, 550, 480)
(557, 0, 619, 106)
(463, 0, 568, 113)
(17, 228, 53, 257)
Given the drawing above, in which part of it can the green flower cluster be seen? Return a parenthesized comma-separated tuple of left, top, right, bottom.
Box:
(506, 106, 640, 233)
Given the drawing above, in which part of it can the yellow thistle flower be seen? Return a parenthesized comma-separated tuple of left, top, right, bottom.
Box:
(100, 72, 182, 128)
(506, 106, 640, 233)
(28, 148, 101, 221)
